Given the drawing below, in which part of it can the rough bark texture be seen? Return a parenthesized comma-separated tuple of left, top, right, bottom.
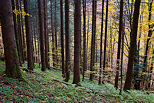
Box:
(38, 0, 46, 71)
(73, 0, 81, 84)
(0, 0, 22, 78)
(60, 0, 65, 77)
(124, 0, 141, 90)
(24, 0, 34, 70)
(114, 0, 123, 89)
(65, 0, 70, 82)
(99, 0, 104, 84)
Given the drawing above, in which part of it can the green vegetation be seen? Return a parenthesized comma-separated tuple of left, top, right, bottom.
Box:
(0, 62, 154, 102)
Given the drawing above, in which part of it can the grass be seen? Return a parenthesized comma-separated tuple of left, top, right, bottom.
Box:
(0, 61, 154, 102)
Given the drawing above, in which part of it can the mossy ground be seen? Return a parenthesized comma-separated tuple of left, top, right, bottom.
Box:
(0, 61, 154, 102)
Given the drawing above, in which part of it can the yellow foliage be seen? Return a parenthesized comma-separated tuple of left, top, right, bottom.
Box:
(12, 9, 32, 17)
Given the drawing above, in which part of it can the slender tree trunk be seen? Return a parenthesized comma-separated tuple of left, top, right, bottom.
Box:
(124, 0, 141, 90)
(0, 0, 23, 78)
(65, 0, 70, 82)
(54, 0, 58, 67)
(82, 0, 87, 81)
(87, 7, 90, 69)
(119, 18, 125, 95)
(60, 0, 65, 77)
(38, 0, 46, 71)
(16, 0, 23, 65)
(50, 0, 55, 67)
(102, 0, 108, 83)
(99, 0, 104, 84)
(90, 0, 97, 81)
(24, 0, 33, 70)
(115, 0, 123, 89)
(12, 0, 22, 66)
(44, 0, 49, 69)
(20, 0, 26, 64)
(73, 0, 81, 84)
(142, 0, 153, 81)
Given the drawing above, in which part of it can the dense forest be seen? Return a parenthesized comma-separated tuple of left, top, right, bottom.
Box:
(0, 0, 154, 102)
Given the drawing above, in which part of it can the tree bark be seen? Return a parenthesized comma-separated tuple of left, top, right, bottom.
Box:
(90, 0, 97, 81)
(102, 0, 108, 83)
(124, 0, 141, 90)
(50, 0, 55, 67)
(114, 0, 123, 89)
(99, 0, 104, 84)
(0, 0, 23, 78)
(82, 0, 87, 81)
(60, 0, 65, 77)
(65, 0, 70, 82)
(24, 0, 34, 70)
(73, 0, 81, 84)
(38, 0, 46, 71)
(44, 0, 49, 69)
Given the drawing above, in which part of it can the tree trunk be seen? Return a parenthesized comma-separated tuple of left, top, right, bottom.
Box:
(16, 0, 23, 65)
(24, 0, 34, 70)
(44, 0, 49, 69)
(38, 0, 46, 71)
(0, 0, 23, 78)
(50, 0, 55, 67)
(82, 0, 87, 81)
(65, 0, 70, 82)
(73, 0, 81, 84)
(20, 0, 26, 64)
(124, 0, 141, 90)
(12, 0, 22, 66)
(90, 0, 97, 81)
(114, 0, 123, 89)
(54, 0, 58, 67)
(60, 0, 65, 77)
(102, 0, 108, 83)
(99, 0, 104, 84)
(142, 0, 153, 83)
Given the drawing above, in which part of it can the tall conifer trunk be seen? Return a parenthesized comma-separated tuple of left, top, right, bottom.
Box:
(24, 0, 34, 70)
(38, 0, 46, 71)
(73, 0, 81, 84)
(124, 0, 141, 90)
(0, 0, 22, 78)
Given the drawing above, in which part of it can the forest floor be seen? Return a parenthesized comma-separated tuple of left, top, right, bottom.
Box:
(0, 61, 154, 102)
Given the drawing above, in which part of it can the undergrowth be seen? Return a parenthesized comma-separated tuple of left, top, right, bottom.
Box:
(0, 62, 154, 102)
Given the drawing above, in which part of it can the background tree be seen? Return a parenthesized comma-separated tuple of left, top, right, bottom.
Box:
(90, 0, 97, 81)
(24, 0, 34, 70)
(60, 0, 65, 77)
(50, 0, 55, 67)
(114, 0, 123, 89)
(44, 0, 49, 69)
(82, 0, 87, 81)
(99, 0, 104, 84)
(102, 0, 108, 83)
(38, 0, 46, 71)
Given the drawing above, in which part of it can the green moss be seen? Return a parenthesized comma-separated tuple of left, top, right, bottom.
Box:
(13, 50, 18, 57)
